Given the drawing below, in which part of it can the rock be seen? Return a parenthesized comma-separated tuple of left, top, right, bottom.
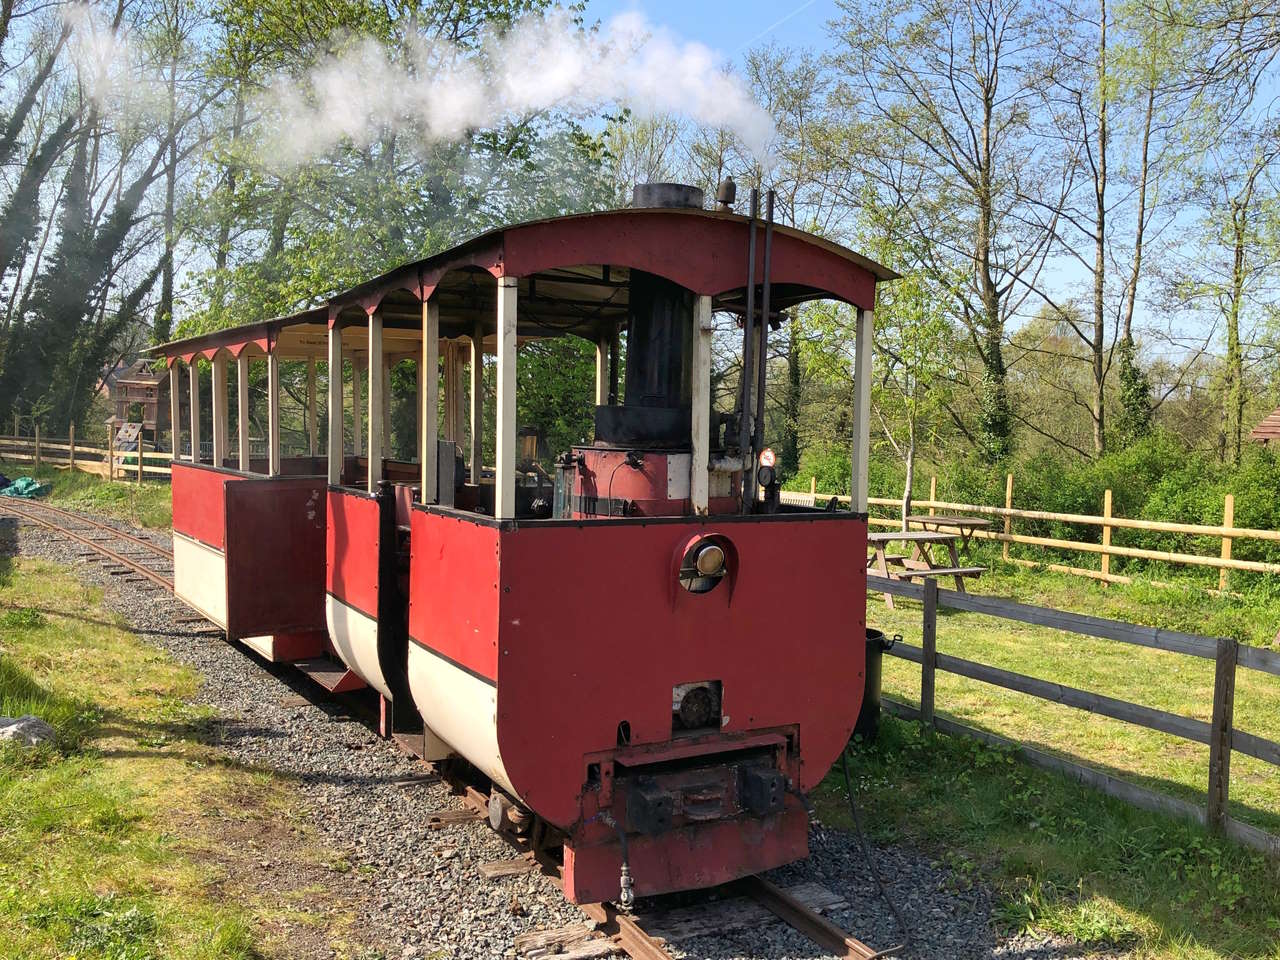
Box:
(0, 715, 55, 747)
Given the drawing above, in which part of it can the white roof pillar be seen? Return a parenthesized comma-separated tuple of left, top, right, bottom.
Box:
(851, 307, 873, 514)
(307, 356, 318, 457)
(421, 299, 440, 503)
(495, 276, 518, 521)
(469, 321, 483, 483)
(188, 362, 201, 463)
(367, 311, 384, 493)
(168, 365, 181, 458)
(267, 349, 281, 477)
(212, 353, 229, 467)
(237, 354, 250, 471)
(328, 325, 343, 486)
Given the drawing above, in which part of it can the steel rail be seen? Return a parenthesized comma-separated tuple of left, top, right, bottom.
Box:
(2, 500, 883, 959)
(7, 498, 173, 559)
(0, 500, 175, 591)
(740, 875, 881, 959)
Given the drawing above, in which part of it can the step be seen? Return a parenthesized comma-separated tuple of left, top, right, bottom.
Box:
(295, 658, 367, 693)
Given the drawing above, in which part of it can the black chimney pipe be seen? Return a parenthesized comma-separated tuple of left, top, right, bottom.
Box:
(737, 189, 760, 513)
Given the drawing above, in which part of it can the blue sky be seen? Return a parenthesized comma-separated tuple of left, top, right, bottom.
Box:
(586, 0, 840, 59)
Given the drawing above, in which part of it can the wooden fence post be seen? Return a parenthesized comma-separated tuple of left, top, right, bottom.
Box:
(1101, 489, 1113, 583)
(137, 437, 144, 483)
(1002, 473, 1013, 561)
(33, 423, 40, 470)
(929, 475, 937, 516)
(810, 475, 817, 505)
(1219, 494, 1235, 592)
(1207, 636, 1238, 832)
(108, 427, 115, 482)
(68, 423, 76, 473)
(921, 577, 938, 727)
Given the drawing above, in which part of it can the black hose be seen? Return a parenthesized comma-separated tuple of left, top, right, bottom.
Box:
(840, 747, 912, 958)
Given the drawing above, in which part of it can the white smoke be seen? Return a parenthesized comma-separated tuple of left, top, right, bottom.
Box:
(259, 10, 776, 166)
(61, 4, 164, 118)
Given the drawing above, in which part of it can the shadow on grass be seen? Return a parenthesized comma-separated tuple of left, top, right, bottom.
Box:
(825, 716, 1280, 959)
(0, 655, 96, 751)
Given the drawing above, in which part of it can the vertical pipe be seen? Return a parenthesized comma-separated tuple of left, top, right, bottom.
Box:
(188, 362, 201, 463)
(422, 300, 440, 503)
(690, 295, 713, 515)
(850, 308, 872, 514)
(749, 190, 775, 507)
(367, 312, 384, 492)
(237, 354, 250, 471)
(328, 326, 343, 486)
(738, 189, 759, 512)
(267, 350, 281, 477)
(495, 277, 518, 520)
(469, 321, 483, 483)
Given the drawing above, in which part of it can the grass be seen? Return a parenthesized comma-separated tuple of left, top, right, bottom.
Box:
(816, 718, 1280, 959)
(868, 558, 1280, 835)
(847, 554, 1280, 957)
(0, 557, 353, 959)
(0, 460, 171, 528)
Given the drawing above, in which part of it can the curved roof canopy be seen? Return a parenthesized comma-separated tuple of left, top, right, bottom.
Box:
(153, 206, 896, 359)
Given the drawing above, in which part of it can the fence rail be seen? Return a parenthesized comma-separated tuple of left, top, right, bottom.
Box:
(869, 574, 1280, 857)
(785, 472, 1278, 587)
(0, 432, 172, 481)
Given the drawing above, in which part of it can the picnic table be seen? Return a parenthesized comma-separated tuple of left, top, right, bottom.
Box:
(866, 529, 986, 608)
(904, 514, 993, 551)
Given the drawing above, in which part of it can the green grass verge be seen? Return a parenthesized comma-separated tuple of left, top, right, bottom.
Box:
(0, 460, 171, 528)
(0, 558, 350, 959)
(816, 718, 1280, 959)
(868, 560, 1280, 835)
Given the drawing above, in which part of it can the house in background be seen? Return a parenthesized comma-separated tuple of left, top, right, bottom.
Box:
(1250, 407, 1280, 446)
(102, 359, 167, 451)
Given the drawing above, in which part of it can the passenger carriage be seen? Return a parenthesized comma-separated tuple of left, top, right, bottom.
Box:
(156, 183, 895, 906)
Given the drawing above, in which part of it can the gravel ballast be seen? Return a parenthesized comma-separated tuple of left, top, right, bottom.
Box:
(6, 502, 1094, 959)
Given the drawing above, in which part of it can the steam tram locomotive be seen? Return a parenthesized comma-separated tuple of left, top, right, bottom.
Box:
(154, 183, 893, 905)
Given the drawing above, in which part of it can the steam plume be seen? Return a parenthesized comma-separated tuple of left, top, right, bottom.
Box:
(259, 11, 775, 165)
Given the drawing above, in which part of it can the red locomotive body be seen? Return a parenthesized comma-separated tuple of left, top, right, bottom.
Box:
(407, 509, 867, 901)
(154, 183, 894, 908)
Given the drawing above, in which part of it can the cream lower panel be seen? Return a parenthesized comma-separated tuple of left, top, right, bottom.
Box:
(240, 635, 274, 660)
(172, 532, 227, 630)
(325, 595, 392, 699)
(407, 642, 514, 795)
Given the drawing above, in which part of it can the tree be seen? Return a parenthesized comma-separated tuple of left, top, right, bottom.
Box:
(831, 0, 1072, 463)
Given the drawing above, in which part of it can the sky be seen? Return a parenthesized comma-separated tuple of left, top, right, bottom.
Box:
(586, 0, 840, 59)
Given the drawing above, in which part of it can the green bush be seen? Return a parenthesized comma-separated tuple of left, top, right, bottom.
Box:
(858, 432, 1280, 590)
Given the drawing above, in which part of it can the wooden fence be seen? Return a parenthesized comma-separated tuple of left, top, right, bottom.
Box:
(870, 574, 1280, 857)
(784, 473, 1277, 589)
(0, 431, 173, 481)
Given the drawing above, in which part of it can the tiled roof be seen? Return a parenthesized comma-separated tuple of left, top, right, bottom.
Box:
(1250, 406, 1280, 442)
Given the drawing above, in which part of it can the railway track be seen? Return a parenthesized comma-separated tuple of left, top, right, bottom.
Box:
(0, 498, 175, 591)
(0, 498, 891, 960)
